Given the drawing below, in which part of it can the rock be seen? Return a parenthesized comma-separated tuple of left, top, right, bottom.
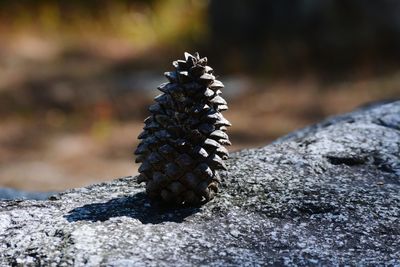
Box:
(1, 101, 399, 266)
(0, 188, 56, 201)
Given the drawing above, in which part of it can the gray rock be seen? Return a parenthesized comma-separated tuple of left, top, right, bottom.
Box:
(0, 188, 56, 201)
(1, 101, 399, 266)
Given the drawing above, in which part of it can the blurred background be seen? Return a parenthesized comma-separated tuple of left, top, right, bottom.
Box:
(0, 0, 399, 193)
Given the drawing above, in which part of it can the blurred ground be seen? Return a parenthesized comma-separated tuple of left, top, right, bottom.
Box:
(0, 1, 399, 191)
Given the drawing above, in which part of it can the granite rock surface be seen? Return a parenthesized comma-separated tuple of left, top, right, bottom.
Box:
(0, 101, 399, 266)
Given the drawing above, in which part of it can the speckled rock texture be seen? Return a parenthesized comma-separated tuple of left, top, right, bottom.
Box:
(1, 101, 399, 266)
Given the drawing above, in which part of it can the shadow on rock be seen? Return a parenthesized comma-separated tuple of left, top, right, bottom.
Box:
(64, 192, 200, 224)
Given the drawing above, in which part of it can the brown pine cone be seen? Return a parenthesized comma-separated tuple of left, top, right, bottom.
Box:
(134, 52, 231, 206)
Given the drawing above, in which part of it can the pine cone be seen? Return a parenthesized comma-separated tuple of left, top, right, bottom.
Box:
(134, 52, 231, 206)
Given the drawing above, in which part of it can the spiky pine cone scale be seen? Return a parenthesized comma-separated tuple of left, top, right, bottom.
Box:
(135, 52, 231, 205)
